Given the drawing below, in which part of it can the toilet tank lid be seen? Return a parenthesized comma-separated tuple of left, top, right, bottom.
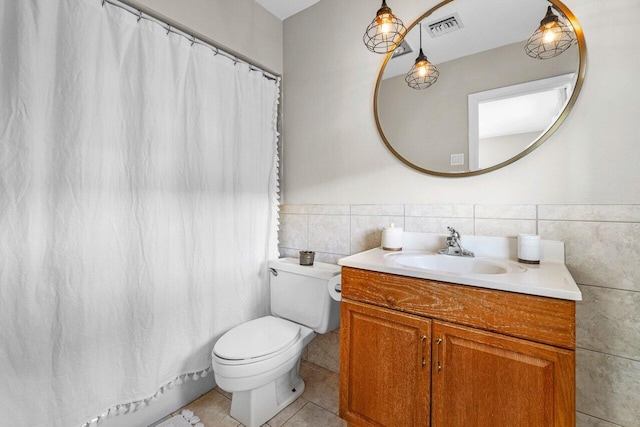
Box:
(269, 258, 340, 280)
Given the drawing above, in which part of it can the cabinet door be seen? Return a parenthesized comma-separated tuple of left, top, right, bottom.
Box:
(340, 299, 431, 427)
(431, 321, 575, 427)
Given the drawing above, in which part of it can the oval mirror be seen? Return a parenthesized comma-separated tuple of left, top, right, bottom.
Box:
(374, 0, 586, 177)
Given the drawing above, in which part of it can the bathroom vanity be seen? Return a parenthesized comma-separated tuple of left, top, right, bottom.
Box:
(337, 233, 580, 427)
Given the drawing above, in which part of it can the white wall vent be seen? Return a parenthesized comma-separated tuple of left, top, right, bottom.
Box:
(426, 13, 464, 38)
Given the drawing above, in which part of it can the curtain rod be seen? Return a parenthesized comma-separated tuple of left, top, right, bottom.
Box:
(102, 0, 280, 81)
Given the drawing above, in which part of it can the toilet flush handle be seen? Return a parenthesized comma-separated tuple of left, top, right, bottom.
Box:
(269, 268, 278, 276)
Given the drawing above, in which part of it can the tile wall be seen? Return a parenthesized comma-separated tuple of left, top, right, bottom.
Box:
(278, 204, 640, 427)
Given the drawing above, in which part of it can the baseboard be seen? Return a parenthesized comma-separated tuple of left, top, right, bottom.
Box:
(101, 375, 217, 427)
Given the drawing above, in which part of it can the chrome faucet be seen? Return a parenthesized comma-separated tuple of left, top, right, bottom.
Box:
(439, 226, 474, 257)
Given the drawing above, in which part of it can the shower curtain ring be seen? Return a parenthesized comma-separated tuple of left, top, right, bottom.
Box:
(191, 36, 196, 47)
(137, 11, 142, 22)
(102, 0, 106, 6)
(166, 25, 171, 35)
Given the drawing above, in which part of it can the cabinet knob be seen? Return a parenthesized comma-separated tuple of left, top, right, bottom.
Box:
(386, 296, 396, 307)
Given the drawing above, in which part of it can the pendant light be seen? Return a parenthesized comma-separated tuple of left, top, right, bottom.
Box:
(525, 5, 575, 59)
(405, 23, 439, 90)
(363, 0, 407, 54)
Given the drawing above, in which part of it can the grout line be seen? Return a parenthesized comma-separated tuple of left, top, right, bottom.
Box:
(278, 401, 309, 427)
(213, 387, 232, 401)
(348, 205, 352, 255)
(402, 206, 406, 231)
(538, 218, 640, 224)
(299, 402, 342, 421)
(472, 204, 476, 229)
(278, 247, 349, 258)
(304, 211, 309, 251)
(576, 411, 624, 426)
(577, 282, 640, 294)
(576, 346, 640, 364)
(472, 204, 476, 235)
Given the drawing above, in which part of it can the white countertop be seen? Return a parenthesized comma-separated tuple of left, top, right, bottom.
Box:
(337, 233, 582, 301)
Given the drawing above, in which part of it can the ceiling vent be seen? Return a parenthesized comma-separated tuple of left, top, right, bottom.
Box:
(426, 13, 464, 38)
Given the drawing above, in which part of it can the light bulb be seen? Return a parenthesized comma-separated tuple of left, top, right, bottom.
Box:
(542, 26, 559, 44)
(418, 63, 428, 77)
(377, 13, 392, 34)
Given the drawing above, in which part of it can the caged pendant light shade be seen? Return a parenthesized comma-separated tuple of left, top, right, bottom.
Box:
(525, 5, 575, 59)
(405, 23, 439, 90)
(363, 0, 407, 54)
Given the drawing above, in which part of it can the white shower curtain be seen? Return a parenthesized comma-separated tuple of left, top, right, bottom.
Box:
(0, 0, 280, 425)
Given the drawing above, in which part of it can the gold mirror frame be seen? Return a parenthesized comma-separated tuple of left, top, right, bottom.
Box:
(373, 0, 587, 178)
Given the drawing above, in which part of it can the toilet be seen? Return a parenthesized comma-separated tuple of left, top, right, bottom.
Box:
(211, 258, 341, 427)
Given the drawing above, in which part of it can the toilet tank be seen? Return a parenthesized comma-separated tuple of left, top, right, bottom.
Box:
(268, 258, 341, 334)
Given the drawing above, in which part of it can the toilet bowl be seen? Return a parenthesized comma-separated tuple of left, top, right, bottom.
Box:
(211, 258, 341, 427)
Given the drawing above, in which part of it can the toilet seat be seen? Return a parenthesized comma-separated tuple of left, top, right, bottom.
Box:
(213, 316, 301, 365)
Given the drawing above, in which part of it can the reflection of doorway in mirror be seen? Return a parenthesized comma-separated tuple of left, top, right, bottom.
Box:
(468, 73, 576, 171)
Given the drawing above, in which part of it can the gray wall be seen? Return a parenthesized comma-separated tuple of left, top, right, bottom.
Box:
(133, 0, 283, 74)
(282, 0, 640, 204)
(479, 131, 540, 169)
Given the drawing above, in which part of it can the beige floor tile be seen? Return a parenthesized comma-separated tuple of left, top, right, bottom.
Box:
(215, 386, 232, 400)
(177, 389, 240, 427)
(280, 402, 346, 427)
(299, 361, 340, 413)
(267, 396, 308, 427)
(174, 361, 340, 426)
(306, 331, 340, 374)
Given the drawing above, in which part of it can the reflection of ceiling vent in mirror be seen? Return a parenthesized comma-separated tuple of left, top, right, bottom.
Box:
(391, 39, 413, 58)
(426, 13, 464, 38)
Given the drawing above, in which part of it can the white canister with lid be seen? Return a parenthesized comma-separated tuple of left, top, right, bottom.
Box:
(382, 223, 403, 251)
(518, 234, 541, 264)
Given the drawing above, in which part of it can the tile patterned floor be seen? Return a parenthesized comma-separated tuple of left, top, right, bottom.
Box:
(152, 361, 345, 427)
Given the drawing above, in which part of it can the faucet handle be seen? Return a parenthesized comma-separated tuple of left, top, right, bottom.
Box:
(446, 226, 460, 238)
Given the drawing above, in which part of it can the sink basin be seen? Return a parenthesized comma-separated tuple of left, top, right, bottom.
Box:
(387, 252, 526, 275)
(338, 233, 582, 301)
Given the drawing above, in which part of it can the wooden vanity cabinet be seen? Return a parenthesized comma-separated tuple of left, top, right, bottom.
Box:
(431, 321, 575, 427)
(340, 299, 431, 426)
(339, 267, 576, 427)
